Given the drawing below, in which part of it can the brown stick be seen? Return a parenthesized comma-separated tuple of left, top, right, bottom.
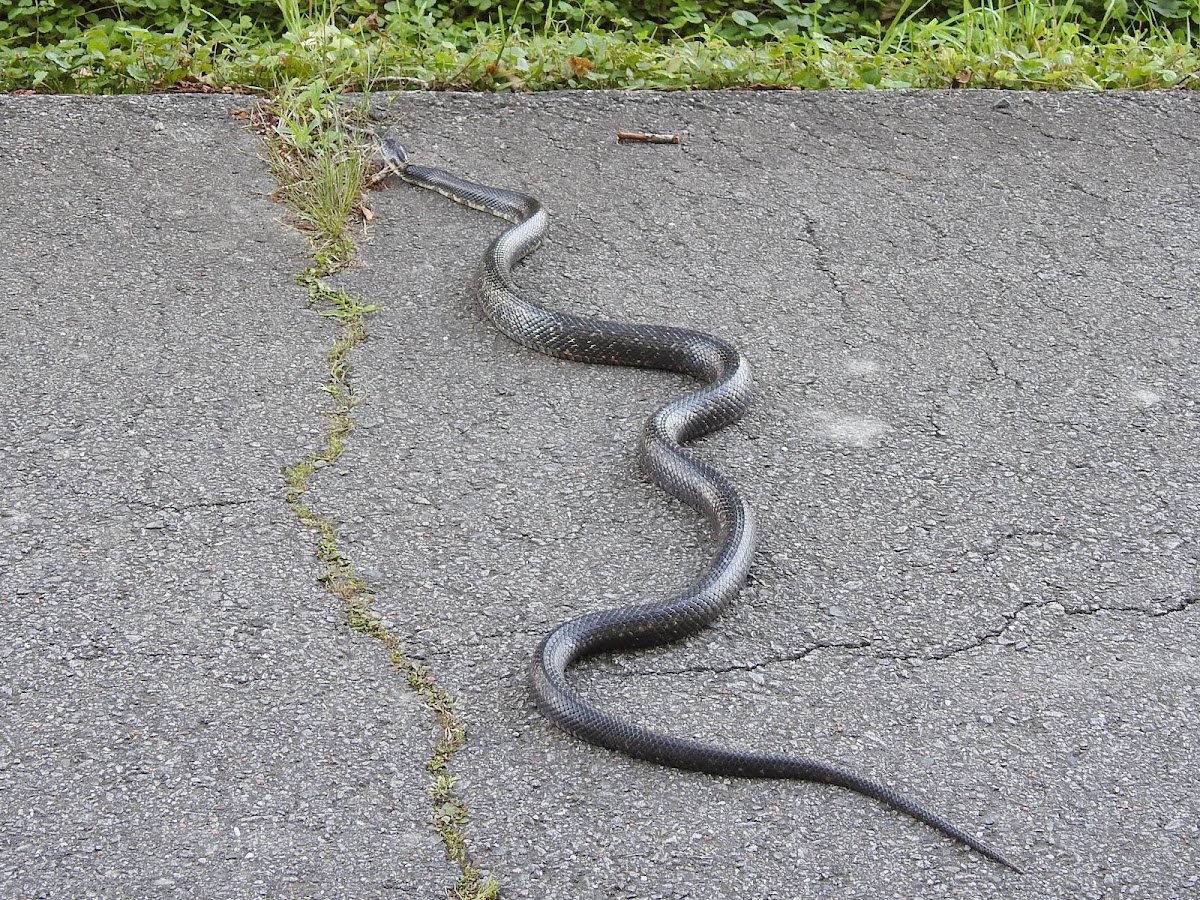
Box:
(616, 131, 681, 145)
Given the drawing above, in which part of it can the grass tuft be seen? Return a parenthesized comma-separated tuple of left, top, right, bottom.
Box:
(258, 30, 499, 899)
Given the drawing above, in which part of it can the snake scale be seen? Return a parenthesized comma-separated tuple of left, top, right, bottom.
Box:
(380, 139, 1021, 874)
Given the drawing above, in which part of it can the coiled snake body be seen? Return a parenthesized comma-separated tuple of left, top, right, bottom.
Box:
(382, 140, 1020, 873)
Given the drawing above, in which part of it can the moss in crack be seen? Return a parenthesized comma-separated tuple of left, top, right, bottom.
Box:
(282, 214, 500, 900)
(257, 84, 499, 900)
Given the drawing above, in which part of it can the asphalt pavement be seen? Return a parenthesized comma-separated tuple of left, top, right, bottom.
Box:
(1, 90, 1197, 900)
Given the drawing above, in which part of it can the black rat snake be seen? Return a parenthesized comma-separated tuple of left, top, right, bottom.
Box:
(379, 139, 1021, 874)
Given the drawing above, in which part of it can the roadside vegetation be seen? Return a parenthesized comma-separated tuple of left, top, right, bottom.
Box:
(1, 0, 1197, 93)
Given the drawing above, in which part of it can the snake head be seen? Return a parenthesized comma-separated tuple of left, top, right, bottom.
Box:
(378, 137, 408, 172)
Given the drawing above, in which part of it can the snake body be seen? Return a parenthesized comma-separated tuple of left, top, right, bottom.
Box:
(383, 140, 1020, 873)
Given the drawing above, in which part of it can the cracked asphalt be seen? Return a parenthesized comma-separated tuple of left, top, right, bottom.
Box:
(2, 90, 1198, 899)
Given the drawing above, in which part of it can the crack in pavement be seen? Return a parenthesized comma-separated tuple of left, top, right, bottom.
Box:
(796, 214, 853, 319)
(606, 593, 1198, 679)
(603, 639, 874, 678)
(981, 349, 1026, 390)
(124, 497, 271, 512)
(1064, 594, 1200, 618)
(251, 108, 497, 895)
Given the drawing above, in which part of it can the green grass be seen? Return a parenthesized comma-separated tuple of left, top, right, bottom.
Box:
(262, 70, 499, 900)
(1, 0, 1196, 94)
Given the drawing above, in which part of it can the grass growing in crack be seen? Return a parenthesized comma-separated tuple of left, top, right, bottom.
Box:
(259, 37, 499, 900)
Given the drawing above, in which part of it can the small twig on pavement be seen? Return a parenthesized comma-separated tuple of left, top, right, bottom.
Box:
(617, 131, 681, 144)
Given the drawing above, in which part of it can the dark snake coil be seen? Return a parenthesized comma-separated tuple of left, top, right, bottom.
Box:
(382, 140, 1021, 874)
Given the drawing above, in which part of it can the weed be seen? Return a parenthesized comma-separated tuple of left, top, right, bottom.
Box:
(258, 8, 499, 897)
(3, 1, 1196, 92)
